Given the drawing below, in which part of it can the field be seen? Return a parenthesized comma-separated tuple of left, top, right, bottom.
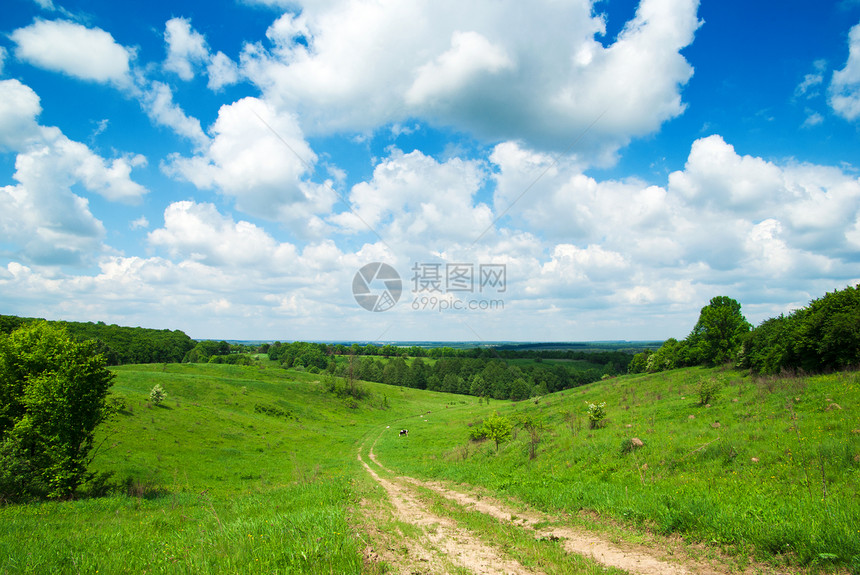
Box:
(1, 362, 858, 573)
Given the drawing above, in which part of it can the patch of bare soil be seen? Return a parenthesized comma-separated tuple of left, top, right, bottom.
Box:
(358, 452, 543, 575)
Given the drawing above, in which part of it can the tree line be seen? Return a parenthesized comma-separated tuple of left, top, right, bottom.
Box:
(628, 285, 860, 375)
(0, 316, 195, 366)
(266, 340, 630, 400)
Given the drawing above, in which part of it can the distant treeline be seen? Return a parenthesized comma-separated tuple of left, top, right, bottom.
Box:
(266, 340, 631, 399)
(0, 315, 195, 365)
(628, 284, 860, 375)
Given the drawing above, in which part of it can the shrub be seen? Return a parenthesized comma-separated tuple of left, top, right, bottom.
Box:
(586, 401, 607, 429)
(149, 384, 167, 406)
(697, 377, 721, 405)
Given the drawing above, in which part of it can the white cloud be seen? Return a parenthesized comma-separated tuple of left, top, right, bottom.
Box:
(163, 17, 210, 81)
(331, 148, 493, 251)
(207, 51, 240, 90)
(667, 134, 783, 212)
(0, 47, 7, 75)
(0, 142, 107, 266)
(148, 201, 297, 267)
(802, 110, 824, 128)
(406, 31, 514, 105)
(830, 21, 860, 120)
(11, 19, 132, 85)
(140, 81, 209, 148)
(795, 59, 826, 99)
(165, 97, 335, 231)
(0, 80, 148, 265)
(130, 216, 149, 230)
(162, 17, 241, 91)
(0, 79, 43, 151)
(240, 0, 700, 156)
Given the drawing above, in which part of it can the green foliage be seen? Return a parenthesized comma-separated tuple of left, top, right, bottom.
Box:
(687, 296, 751, 366)
(627, 349, 652, 374)
(741, 285, 860, 375)
(0, 315, 195, 365)
(586, 401, 607, 429)
(0, 322, 115, 500)
(183, 340, 231, 363)
(149, 383, 166, 406)
(696, 377, 721, 405)
(481, 412, 513, 452)
(516, 413, 544, 459)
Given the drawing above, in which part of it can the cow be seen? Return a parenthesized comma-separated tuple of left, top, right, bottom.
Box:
(399, 429, 408, 437)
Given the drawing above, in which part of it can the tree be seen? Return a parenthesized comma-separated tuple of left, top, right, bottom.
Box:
(687, 296, 751, 366)
(481, 412, 512, 452)
(0, 322, 115, 500)
(149, 384, 167, 406)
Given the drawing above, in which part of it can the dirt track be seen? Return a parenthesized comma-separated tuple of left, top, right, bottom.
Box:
(358, 430, 786, 575)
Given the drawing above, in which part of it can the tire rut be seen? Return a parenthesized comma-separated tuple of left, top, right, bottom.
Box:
(359, 452, 543, 575)
(367, 439, 747, 575)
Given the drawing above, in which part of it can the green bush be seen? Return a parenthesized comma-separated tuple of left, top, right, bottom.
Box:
(149, 384, 167, 406)
(586, 401, 607, 429)
(0, 322, 115, 500)
(696, 377, 721, 405)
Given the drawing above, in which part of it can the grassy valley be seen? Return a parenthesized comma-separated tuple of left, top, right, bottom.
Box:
(0, 360, 858, 573)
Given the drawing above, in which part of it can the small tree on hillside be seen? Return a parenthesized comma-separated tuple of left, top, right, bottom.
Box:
(482, 412, 512, 453)
(149, 384, 167, 406)
(517, 413, 544, 460)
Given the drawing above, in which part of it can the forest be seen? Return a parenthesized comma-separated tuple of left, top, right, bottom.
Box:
(0, 315, 195, 365)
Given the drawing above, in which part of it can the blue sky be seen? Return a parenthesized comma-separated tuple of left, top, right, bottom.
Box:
(1, 0, 859, 342)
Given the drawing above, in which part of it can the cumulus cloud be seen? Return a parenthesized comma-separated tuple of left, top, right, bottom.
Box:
(11, 19, 132, 85)
(0, 47, 7, 75)
(331, 148, 493, 252)
(0, 80, 43, 150)
(163, 17, 209, 81)
(165, 97, 334, 231)
(239, 0, 700, 156)
(140, 81, 209, 148)
(830, 21, 860, 120)
(148, 201, 297, 267)
(668, 134, 784, 212)
(0, 80, 148, 265)
(207, 51, 240, 90)
(162, 17, 241, 90)
(484, 134, 860, 308)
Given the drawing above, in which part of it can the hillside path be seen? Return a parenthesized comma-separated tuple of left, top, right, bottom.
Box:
(359, 432, 780, 575)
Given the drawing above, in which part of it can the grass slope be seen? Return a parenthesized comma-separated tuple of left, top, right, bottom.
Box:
(374, 366, 860, 571)
(1, 363, 858, 573)
(0, 362, 461, 574)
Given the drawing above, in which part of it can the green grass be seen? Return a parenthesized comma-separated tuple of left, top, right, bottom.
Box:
(373, 366, 860, 570)
(0, 362, 460, 574)
(3, 362, 859, 573)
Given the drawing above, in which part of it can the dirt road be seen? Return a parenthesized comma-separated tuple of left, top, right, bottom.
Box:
(358, 432, 784, 575)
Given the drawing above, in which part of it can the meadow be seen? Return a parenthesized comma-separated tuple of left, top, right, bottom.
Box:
(0, 361, 858, 573)
(375, 366, 860, 571)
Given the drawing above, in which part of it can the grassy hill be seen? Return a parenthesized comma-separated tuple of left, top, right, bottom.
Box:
(0, 362, 858, 573)
(374, 366, 860, 570)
